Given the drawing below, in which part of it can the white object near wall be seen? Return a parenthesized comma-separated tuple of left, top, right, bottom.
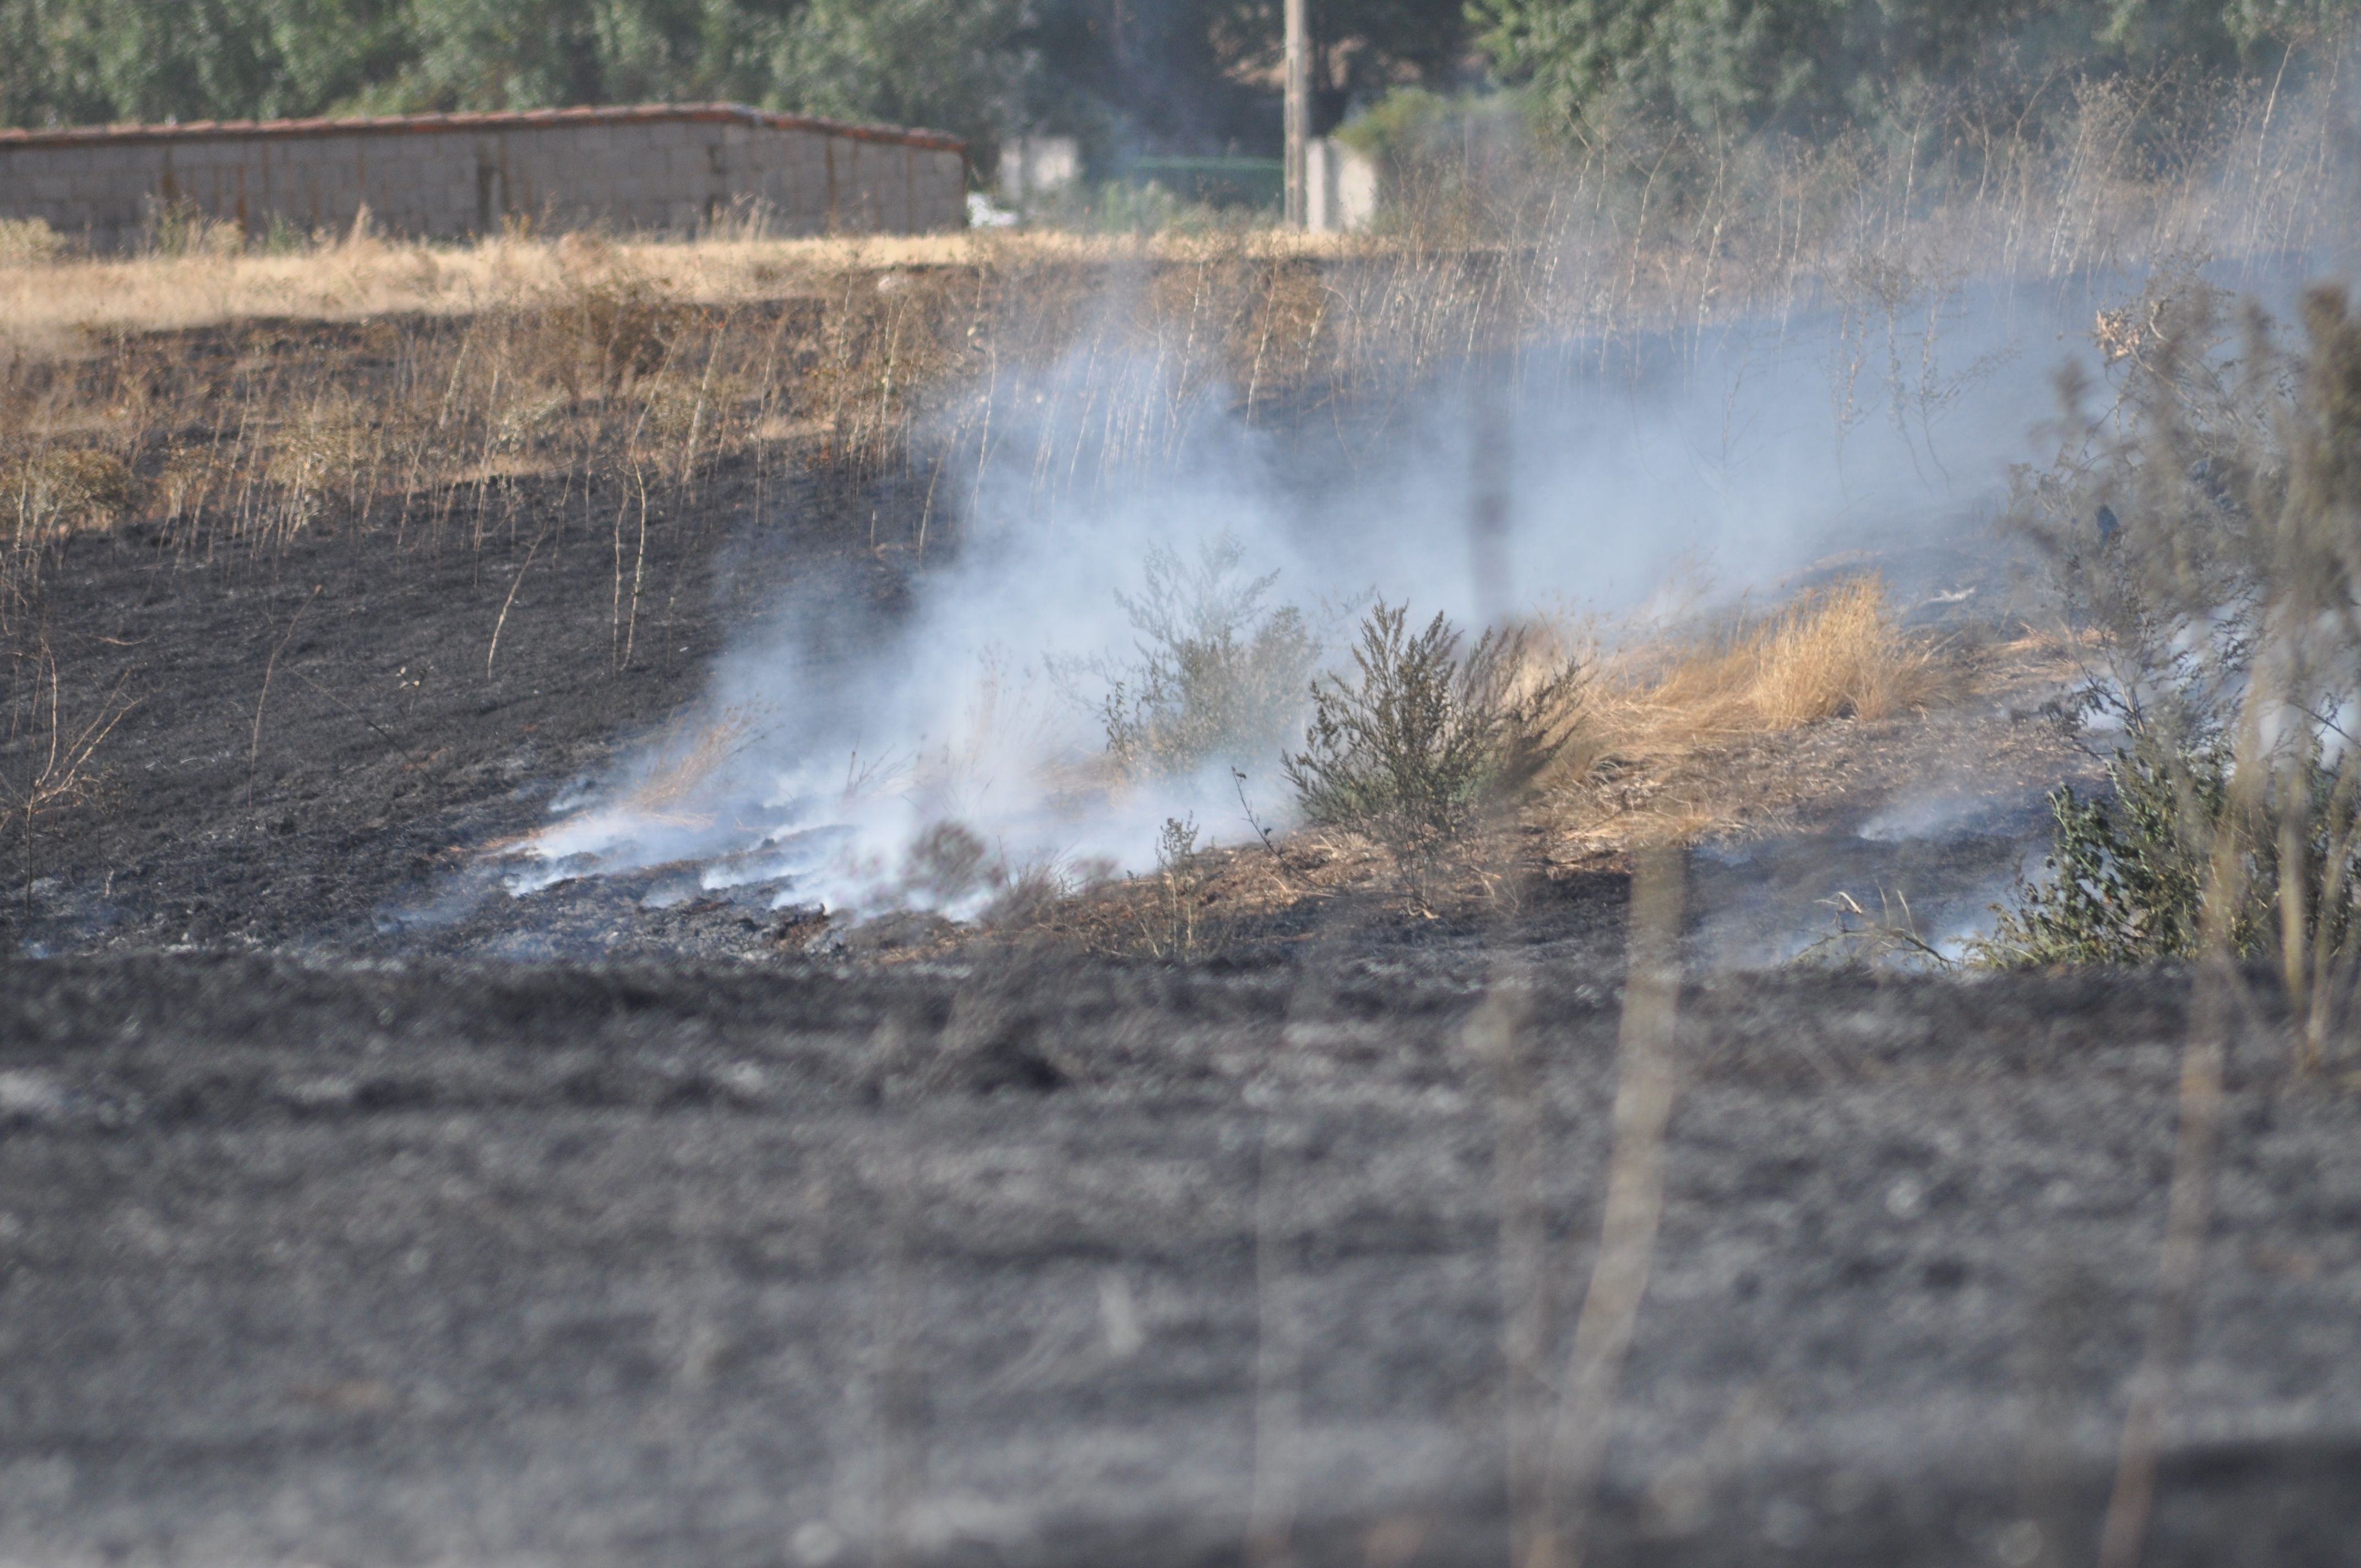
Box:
(998, 135, 1079, 202)
(1305, 138, 1377, 234)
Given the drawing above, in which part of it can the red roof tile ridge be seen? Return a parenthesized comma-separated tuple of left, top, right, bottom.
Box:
(0, 101, 964, 153)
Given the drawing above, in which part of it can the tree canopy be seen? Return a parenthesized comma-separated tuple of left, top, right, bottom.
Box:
(1, 0, 2335, 160)
(1473, 0, 2349, 136)
(0, 0, 1471, 161)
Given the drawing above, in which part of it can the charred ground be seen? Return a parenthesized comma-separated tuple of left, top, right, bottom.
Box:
(1, 401, 909, 958)
(0, 298, 2353, 1567)
(3, 953, 2358, 1567)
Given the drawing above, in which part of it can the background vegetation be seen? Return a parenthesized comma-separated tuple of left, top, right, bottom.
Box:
(6, 0, 2346, 177)
(0, 0, 1470, 170)
(9, 11, 2361, 968)
(1477, 0, 2348, 139)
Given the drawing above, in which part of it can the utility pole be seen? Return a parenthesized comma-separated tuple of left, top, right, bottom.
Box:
(1283, 0, 1308, 229)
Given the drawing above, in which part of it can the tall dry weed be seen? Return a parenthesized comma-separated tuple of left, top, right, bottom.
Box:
(3, 633, 136, 889)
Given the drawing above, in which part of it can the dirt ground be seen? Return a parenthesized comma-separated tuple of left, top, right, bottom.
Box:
(1, 433, 899, 960)
(3, 956, 2357, 1567)
(1, 427, 2356, 1565)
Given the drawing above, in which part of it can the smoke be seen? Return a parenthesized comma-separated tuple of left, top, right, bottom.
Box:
(482, 256, 2310, 927)
(502, 340, 1328, 919)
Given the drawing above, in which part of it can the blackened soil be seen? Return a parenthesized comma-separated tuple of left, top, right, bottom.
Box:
(2, 448, 908, 959)
(3, 446, 2355, 1566)
(2, 955, 2357, 1566)
(0, 436, 1654, 971)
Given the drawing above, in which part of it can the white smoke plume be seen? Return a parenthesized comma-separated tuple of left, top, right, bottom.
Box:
(488, 257, 2318, 925)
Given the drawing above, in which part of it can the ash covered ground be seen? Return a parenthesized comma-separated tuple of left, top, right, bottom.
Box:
(1, 411, 2355, 1567)
(6, 954, 2359, 1568)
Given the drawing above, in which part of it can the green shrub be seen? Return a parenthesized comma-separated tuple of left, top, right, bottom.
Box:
(1334, 88, 1534, 172)
(1284, 601, 1584, 889)
(1097, 538, 1319, 780)
(1475, 0, 2273, 139)
(1980, 733, 2361, 967)
(0, 218, 66, 268)
(1993, 275, 2361, 982)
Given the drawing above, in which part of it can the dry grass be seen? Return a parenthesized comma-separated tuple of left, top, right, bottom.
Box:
(1548, 576, 1947, 845)
(0, 50, 2346, 622)
(0, 224, 1407, 617)
(0, 227, 1375, 351)
(1032, 828, 1367, 952)
(1641, 576, 1938, 731)
(4, 448, 138, 546)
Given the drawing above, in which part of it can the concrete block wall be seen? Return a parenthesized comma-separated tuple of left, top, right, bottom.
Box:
(0, 104, 968, 252)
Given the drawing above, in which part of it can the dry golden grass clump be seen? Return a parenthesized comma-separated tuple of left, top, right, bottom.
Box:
(1549, 576, 1943, 842)
(1579, 575, 1932, 741)
(1656, 575, 1936, 731)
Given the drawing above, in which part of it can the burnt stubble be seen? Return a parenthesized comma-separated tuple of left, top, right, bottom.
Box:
(0, 431, 2354, 1567)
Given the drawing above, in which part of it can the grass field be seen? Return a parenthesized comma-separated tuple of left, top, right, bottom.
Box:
(7, 61, 2361, 1568)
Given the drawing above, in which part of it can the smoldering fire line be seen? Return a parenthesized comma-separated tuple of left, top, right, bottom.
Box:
(478, 259, 2226, 935)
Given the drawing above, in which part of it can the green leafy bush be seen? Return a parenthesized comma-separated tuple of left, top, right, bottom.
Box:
(1474, 0, 2287, 138)
(1284, 601, 1584, 888)
(0, 217, 66, 267)
(1990, 276, 2361, 997)
(1981, 734, 2361, 967)
(1097, 538, 1319, 780)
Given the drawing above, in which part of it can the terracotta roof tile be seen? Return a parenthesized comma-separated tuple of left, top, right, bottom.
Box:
(0, 102, 964, 154)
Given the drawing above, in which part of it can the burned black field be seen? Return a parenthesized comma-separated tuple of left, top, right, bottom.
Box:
(0, 429, 2356, 1568)
(4, 954, 2360, 1567)
(0, 437, 873, 959)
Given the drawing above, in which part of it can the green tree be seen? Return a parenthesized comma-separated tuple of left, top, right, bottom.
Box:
(2, 0, 406, 126)
(750, 0, 1032, 140)
(0, 0, 1480, 159)
(1472, 0, 2323, 136)
(353, 0, 746, 111)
